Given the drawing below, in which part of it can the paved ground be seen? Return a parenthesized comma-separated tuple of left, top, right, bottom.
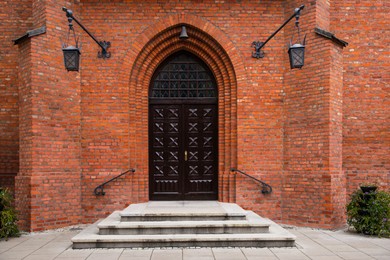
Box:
(0, 226, 389, 260)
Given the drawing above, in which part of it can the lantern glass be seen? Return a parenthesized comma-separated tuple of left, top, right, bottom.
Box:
(62, 46, 81, 71)
(288, 43, 305, 69)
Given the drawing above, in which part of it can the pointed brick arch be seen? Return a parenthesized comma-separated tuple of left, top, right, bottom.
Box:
(119, 14, 247, 202)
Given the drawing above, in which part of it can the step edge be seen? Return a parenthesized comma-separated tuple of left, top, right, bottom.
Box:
(72, 233, 296, 243)
(98, 221, 270, 229)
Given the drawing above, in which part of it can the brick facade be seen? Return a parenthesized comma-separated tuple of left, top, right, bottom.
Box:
(330, 1, 390, 194)
(0, 0, 388, 231)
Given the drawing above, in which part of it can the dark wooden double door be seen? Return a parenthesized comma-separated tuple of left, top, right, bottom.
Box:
(149, 103, 218, 200)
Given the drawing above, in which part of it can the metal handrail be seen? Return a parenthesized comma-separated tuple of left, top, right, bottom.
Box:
(230, 168, 272, 194)
(94, 169, 135, 196)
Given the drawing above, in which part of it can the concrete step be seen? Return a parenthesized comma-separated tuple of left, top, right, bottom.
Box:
(98, 211, 270, 235)
(72, 216, 295, 248)
(72, 201, 296, 248)
(120, 201, 247, 222)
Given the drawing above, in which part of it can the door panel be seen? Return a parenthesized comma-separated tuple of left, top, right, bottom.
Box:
(149, 104, 218, 200)
(184, 105, 218, 199)
(150, 105, 181, 198)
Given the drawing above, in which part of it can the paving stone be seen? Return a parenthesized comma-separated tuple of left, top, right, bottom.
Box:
(241, 248, 275, 257)
(0, 250, 38, 259)
(369, 239, 390, 248)
(183, 256, 214, 260)
(183, 248, 213, 260)
(0, 236, 30, 253)
(119, 249, 153, 260)
(25, 234, 59, 241)
(322, 244, 357, 252)
(86, 249, 123, 260)
(212, 248, 246, 260)
(41, 241, 72, 248)
(56, 248, 95, 258)
(295, 241, 323, 249)
(298, 247, 334, 256)
(53, 232, 80, 242)
(356, 246, 390, 256)
(31, 249, 66, 256)
(151, 249, 182, 260)
(55, 256, 89, 260)
(183, 248, 213, 256)
(245, 257, 278, 260)
(373, 256, 390, 260)
(270, 248, 301, 253)
(4, 245, 42, 252)
(241, 248, 279, 260)
(312, 239, 341, 247)
(270, 248, 310, 260)
(24, 254, 58, 260)
(336, 251, 375, 260)
(18, 241, 53, 248)
(306, 256, 343, 260)
(271, 252, 310, 260)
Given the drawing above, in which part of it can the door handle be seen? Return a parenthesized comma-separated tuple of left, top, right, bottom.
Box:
(184, 150, 188, 161)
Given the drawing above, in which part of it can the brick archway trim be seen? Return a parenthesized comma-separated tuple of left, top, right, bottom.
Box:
(119, 14, 248, 202)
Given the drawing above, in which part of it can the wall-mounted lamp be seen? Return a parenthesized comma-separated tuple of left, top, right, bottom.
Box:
(62, 7, 111, 71)
(179, 25, 189, 40)
(252, 5, 306, 69)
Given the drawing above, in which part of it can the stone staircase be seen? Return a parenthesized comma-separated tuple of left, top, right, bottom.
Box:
(72, 201, 295, 248)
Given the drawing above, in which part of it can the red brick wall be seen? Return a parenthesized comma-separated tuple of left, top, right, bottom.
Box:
(331, 1, 390, 195)
(15, 0, 82, 231)
(281, 0, 346, 228)
(0, 0, 32, 195)
(234, 2, 285, 222)
(16, 37, 33, 231)
(1, 0, 388, 231)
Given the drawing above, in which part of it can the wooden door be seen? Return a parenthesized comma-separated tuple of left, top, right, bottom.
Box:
(149, 51, 218, 200)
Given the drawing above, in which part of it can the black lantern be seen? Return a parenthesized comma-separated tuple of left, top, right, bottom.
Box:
(62, 45, 80, 71)
(288, 43, 305, 69)
(61, 7, 111, 71)
(288, 7, 306, 69)
(62, 9, 81, 71)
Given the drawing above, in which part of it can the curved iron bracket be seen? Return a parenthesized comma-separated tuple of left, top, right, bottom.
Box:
(94, 169, 135, 196)
(62, 7, 111, 59)
(97, 41, 111, 59)
(231, 168, 272, 194)
(252, 41, 265, 58)
(252, 5, 304, 59)
(94, 185, 105, 196)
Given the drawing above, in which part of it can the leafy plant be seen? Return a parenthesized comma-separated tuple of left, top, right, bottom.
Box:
(0, 188, 19, 239)
(347, 187, 390, 237)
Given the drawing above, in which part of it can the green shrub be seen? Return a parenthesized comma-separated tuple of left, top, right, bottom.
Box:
(346, 187, 390, 237)
(0, 188, 20, 239)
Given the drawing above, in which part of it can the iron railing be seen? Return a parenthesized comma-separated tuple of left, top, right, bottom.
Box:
(94, 168, 135, 196)
(230, 168, 272, 194)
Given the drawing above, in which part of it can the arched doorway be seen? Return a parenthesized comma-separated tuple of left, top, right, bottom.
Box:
(149, 51, 218, 200)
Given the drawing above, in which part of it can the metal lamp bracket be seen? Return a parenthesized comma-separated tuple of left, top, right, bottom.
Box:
(62, 7, 111, 59)
(252, 5, 304, 59)
(98, 41, 111, 59)
(252, 41, 265, 58)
